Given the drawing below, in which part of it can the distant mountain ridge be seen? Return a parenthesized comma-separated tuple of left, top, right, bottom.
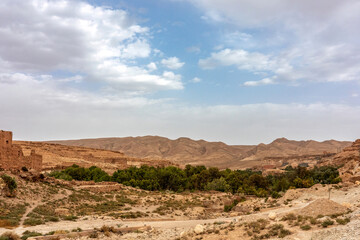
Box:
(48, 136, 352, 169)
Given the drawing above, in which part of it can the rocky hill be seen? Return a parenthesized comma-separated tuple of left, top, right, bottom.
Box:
(48, 136, 352, 169)
(331, 139, 360, 182)
(14, 141, 175, 173)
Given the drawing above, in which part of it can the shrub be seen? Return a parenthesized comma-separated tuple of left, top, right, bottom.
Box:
(279, 229, 292, 238)
(0, 232, 20, 240)
(21, 231, 42, 240)
(23, 218, 44, 226)
(63, 215, 78, 221)
(310, 218, 318, 225)
(281, 213, 297, 221)
(336, 218, 350, 225)
(71, 228, 82, 232)
(89, 231, 98, 238)
(322, 219, 334, 228)
(1, 175, 17, 195)
(224, 199, 239, 212)
(300, 225, 311, 230)
(267, 224, 291, 238)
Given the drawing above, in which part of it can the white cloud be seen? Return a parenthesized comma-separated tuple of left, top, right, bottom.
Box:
(147, 62, 157, 71)
(199, 44, 360, 84)
(186, 0, 359, 29)
(221, 31, 254, 49)
(244, 78, 276, 87)
(191, 0, 360, 84)
(0, 0, 183, 92)
(1, 75, 359, 144)
(121, 39, 151, 59)
(199, 48, 275, 72)
(192, 77, 201, 83)
(162, 71, 182, 83)
(161, 57, 185, 69)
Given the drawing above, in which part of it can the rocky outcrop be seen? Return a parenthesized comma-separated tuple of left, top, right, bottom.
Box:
(332, 139, 360, 182)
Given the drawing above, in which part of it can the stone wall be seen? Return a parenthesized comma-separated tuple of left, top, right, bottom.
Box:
(0, 130, 42, 171)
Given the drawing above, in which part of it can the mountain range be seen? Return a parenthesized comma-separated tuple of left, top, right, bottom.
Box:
(48, 136, 352, 169)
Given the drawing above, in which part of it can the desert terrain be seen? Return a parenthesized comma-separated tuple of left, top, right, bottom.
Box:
(14, 141, 175, 173)
(1, 137, 360, 240)
(49, 137, 351, 169)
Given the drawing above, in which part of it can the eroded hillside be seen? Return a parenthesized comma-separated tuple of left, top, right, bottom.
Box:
(48, 136, 352, 169)
(14, 141, 175, 173)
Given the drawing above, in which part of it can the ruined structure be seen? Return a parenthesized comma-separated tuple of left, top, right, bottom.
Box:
(0, 130, 42, 171)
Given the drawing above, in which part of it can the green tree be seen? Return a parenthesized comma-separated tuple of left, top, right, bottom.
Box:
(1, 174, 17, 196)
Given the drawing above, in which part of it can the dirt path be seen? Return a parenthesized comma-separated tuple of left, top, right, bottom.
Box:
(17, 188, 73, 229)
(19, 202, 39, 227)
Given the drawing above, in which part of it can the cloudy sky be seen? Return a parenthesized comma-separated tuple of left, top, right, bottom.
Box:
(1, 0, 360, 145)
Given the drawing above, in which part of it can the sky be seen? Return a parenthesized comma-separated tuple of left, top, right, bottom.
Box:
(0, 0, 360, 145)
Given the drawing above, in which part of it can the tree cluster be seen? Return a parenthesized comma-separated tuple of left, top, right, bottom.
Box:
(49, 164, 341, 197)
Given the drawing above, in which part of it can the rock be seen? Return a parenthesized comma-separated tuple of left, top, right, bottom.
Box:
(230, 212, 238, 217)
(268, 212, 277, 220)
(180, 231, 187, 237)
(194, 224, 204, 234)
(342, 202, 352, 208)
(355, 181, 360, 185)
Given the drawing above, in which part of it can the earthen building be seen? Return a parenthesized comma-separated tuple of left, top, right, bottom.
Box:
(0, 130, 42, 171)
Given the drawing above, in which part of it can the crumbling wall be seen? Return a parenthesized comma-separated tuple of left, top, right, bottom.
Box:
(0, 130, 42, 171)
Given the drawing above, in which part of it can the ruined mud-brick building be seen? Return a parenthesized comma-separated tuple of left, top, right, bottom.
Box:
(0, 130, 42, 171)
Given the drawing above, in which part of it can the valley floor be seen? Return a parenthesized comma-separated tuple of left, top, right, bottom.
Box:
(1, 175, 360, 240)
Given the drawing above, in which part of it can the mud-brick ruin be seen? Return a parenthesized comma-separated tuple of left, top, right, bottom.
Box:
(0, 130, 42, 171)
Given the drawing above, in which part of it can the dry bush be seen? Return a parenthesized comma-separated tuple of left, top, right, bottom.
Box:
(0, 220, 12, 229)
(0, 231, 21, 240)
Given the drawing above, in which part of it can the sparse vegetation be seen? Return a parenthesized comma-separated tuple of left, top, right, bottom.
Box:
(0, 202, 26, 228)
(0, 232, 20, 240)
(300, 224, 311, 230)
(244, 219, 292, 239)
(336, 217, 350, 225)
(21, 231, 42, 240)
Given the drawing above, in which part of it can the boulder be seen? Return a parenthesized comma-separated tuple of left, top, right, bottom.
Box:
(194, 224, 204, 234)
(268, 212, 277, 220)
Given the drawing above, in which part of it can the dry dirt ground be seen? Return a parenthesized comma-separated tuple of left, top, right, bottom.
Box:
(1, 174, 360, 240)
